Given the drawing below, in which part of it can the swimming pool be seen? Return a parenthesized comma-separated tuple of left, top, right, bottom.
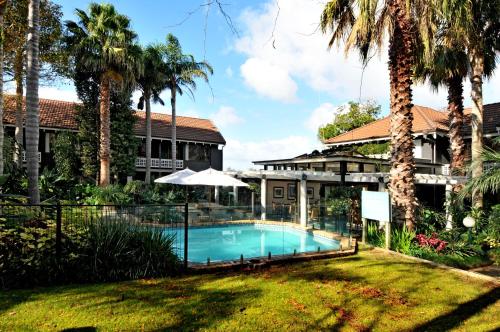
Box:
(166, 223, 341, 263)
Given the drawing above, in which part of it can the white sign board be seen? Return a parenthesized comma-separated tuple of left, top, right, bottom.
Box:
(361, 191, 391, 222)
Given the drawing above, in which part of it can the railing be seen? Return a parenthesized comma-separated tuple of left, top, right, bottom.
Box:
(135, 157, 184, 169)
(21, 151, 42, 163)
(442, 164, 450, 176)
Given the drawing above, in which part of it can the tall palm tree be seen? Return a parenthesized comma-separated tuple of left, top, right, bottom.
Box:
(415, 46, 469, 177)
(163, 34, 212, 174)
(66, 3, 141, 186)
(25, 0, 40, 203)
(441, 0, 500, 207)
(0, 0, 7, 176)
(137, 45, 167, 184)
(320, 0, 432, 229)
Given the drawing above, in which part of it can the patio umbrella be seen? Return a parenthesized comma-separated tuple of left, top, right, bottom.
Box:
(154, 168, 196, 185)
(183, 168, 248, 187)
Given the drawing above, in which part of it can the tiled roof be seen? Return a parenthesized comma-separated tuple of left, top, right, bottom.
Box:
(325, 105, 448, 144)
(2, 95, 226, 144)
(3, 95, 79, 130)
(134, 111, 226, 144)
(463, 103, 500, 137)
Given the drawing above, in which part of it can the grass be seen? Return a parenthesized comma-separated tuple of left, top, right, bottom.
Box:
(1, 250, 498, 332)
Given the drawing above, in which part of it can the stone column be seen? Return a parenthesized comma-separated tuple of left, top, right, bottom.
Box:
(261, 178, 267, 220)
(445, 184, 453, 230)
(300, 177, 307, 227)
(184, 143, 189, 161)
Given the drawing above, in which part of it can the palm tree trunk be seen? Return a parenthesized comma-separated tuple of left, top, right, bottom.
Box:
(145, 91, 152, 184)
(387, 0, 416, 229)
(447, 75, 465, 177)
(0, 2, 5, 176)
(469, 46, 484, 208)
(170, 82, 177, 174)
(99, 75, 111, 186)
(25, 0, 40, 204)
(14, 49, 24, 167)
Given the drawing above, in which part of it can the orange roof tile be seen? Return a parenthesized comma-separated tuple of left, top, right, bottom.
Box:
(2, 95, 226, 144)
(325, 105, 449, 145)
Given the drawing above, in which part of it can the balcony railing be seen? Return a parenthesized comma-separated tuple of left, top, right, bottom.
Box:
(21, 151, 41, 163)
(135, 157, 183, 169)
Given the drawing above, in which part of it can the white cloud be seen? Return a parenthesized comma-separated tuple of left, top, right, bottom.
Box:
(211, 106, 243, 128)
(224, 135, 319, 170)
(240, 57, 298, 102)
(36, 86, 80, 102)
(225, 66, 233, 78)
(305, 102, 343, 132)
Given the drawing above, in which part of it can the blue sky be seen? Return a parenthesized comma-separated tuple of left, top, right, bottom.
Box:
(41, 0, 500, 170)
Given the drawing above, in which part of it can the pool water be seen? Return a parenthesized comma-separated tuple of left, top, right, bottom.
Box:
(166, 223, 340, 263)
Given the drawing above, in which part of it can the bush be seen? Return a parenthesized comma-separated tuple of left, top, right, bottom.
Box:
(367, 221, 385, 247)
(390, 226, 415, 254)
(415, 208, 446, 235)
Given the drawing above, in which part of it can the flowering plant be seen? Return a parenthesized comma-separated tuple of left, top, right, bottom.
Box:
(415, 233, 448, 252)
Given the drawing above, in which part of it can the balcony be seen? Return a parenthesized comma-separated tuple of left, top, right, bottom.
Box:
(22, 151, 41, 163)
(135, 157, 184, 169)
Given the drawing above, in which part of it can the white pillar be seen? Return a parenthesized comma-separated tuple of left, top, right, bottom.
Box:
(184, 143, 189, 161)
(260, 178, 267, 220)
(300, 179, 307, 227)
(44, 132, 50, 153)
(233, 186, 238, 206)
(445, 184, 453, 230)
(378, 179, 385, 192)
(251, 191, 255, 217)
(214, 186, 220, 205)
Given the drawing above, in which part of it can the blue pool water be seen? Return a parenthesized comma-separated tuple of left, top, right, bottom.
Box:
(166, 224, 340, 263)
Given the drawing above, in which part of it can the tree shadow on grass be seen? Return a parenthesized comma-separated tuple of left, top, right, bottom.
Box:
(0, 289, 33, 316)
(413, 287, 500, 332)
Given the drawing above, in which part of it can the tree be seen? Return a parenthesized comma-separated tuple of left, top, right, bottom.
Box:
(318, 101, 381, 141)
(414, 46, 469, 177)
(4, 0, 66, 166)
(25, 0, 40, 204)
(137, 45, 167, 184)
(53, 131, 80, 180)
(441, 0, 500, 207)
(0, 0, 7, 176)
(320, 0, 432, 229)
(65, 3, 142, 186)
(163, 34, 213, 173)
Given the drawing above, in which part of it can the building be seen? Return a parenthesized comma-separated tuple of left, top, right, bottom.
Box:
(2, 95, 226, 180)
(233, 104, 499, 228)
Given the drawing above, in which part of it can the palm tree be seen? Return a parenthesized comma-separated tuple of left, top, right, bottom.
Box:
(0, 0, 7, 176)
(320, 0, 431, 229)
(66, 3, 141, 186)
(441, 0, 500, 207)
(163, 34, 212, 174)
(137, 45, 167, 184)
(25, 0, 40, 203)
(414, 46, 469, 177)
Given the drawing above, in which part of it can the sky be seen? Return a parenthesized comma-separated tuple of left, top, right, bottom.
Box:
(27, 0, 500, 170)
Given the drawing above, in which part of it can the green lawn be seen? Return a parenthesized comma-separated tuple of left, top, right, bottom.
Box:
(1, 250, 498, 332)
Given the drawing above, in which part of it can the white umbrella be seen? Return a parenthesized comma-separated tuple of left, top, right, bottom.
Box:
(154, 168, 196, 185)
(184, 168, 248, 187)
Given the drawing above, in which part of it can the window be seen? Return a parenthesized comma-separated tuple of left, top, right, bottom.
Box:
(326, 162, 340, 172)
(347, 162, 360, 172)
(189, 144, 210, 161)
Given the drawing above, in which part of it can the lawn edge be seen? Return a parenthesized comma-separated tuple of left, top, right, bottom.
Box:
(372, 248, 499, 284)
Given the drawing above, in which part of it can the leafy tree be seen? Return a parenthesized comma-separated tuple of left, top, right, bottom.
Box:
(25, 0, 41, 203)
(4, 0, 66, 166)
(53, 131, 80, 180)
(65, 3, 142, 186)
(440, 0, 500, 207)
(318, 101, 381, 141)
(137, 45, 167, 184)
(0, 0, 6, 176)
(163, 34, 213, 173)
(110, 86, 139, 183)
(321, 0, 432, 229)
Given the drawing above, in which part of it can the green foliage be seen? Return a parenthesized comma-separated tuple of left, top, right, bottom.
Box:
(390, 226, 415, 254)
(318, 101, 381, 141)
(53, 131, 80, 180)
(325, 186, 361, 215)
(367, 221, 385, 247)
(86, 220, 178, 281)
(357, 142, 389, 156)
(83, 185, 132, 205)
(110, 87, 139, 182)
(416, 208, 446, 235)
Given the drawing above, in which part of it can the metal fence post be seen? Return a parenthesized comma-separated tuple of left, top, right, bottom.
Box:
(184, 203, 188, 270)
(55, 203, 62, 261)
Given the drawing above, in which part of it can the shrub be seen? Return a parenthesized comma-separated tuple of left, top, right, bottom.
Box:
(367, 221, 385, 247)
(415, 208, 446, 235)
(390, 226, 415, 254)
(415, 233, 448, 252)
